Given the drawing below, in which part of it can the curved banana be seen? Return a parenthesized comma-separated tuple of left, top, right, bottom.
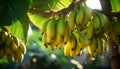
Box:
(41, 19, 49, 34)
(18, 42, 26, 55)
(85, 22, 94, 45)
(46, 17, 56, 44)
(68, 7, 77, 31)
(97, 12, 109, 29)
(92, 14, 101, 31)
(96, 36, 103, 55)
(83, 6, 92, 25)
(64, 41, 70, 57)
(42, 32, 48, 48)
(55, 15, 66, 46)
(64, 21, 71, 44)
(87, 36, 97, 57)
(76, 6, 84, 25)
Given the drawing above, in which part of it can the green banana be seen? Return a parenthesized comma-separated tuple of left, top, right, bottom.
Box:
(55, 15, 66, 46)
(68, 6, 77, 31)
(46, 17, 56, 44)
(83, 6, 92, 25)
(76, 6, 84, 25)
(97, 12, 109, 29)
(93, 14, 101, 31)
(41, 19, 49, 34)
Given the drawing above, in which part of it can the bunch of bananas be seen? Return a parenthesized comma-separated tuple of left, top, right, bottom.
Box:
(85, 12, 109, 57)
(64, 30, 85, 58)
(41, 14, 71, 50)
(0, 28, 26, 62)
(40, 3, 110, 58)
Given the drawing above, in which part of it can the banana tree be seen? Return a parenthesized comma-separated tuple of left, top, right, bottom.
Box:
(0, 0, 120, 69)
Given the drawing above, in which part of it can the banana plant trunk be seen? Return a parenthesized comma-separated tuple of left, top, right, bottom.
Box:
(108, 37, 120, 69)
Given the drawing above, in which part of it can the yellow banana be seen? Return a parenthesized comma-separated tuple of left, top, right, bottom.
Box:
(87, 36, 97, 57)
(46, 17, 56, 44)
(63, 21, 71, 44)
(11, 40, 18, 52)
(83, 6, 92, 25)
(42, 32, 48, 48)
(64, 41, 70, 57)
(69, 34, 77, 51)
(13, 49, 24, 62)
(18, 42, 26, 54)
(55, 15, 66, 46)
(76, 6, 84, 25)
(12, 36, 19, 46)
(96, 36, 103, 55)
(85, 22, 94, 45)
(49, 40, 56, 50)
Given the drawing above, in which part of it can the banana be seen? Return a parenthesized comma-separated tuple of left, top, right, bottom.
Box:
(76, 6, 84, 25)
(97, 12, 109, 29)
(18, 42, 26, 55)
(58, 40, 64, 49)
(42, 32, 48, 48)
(83, 6, 92, 25)
(5, 33, 12, 46)
(72, 30, 84, 51)
(64, 41, 70, 57)
(85, 22, 94, 45)
(69, 34, 77, 51)
(49, 40, 56, 50)
(68, 6, 77, 31)
(12, 36, 19, 46)
(63, 21, 71, 44)
(96, 36, 103, 55)
(55, 15, 66, 46)
(46, 17, 56, 44)
(87, 36, 97, 57)
(40, 19, 49, 34)
(13, 49, 24, 62)
(11, 40, 18, 52)
(92, 14, 101, 31)
(87, 45, 94, 57)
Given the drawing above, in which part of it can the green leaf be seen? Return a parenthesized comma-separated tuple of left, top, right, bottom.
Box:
(30, 0, 72, 13)
(110, 0, 120, 12)
(7, 15, 30, 42)
(27, 13, 48, 30)
(0, 0, 32, 26)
